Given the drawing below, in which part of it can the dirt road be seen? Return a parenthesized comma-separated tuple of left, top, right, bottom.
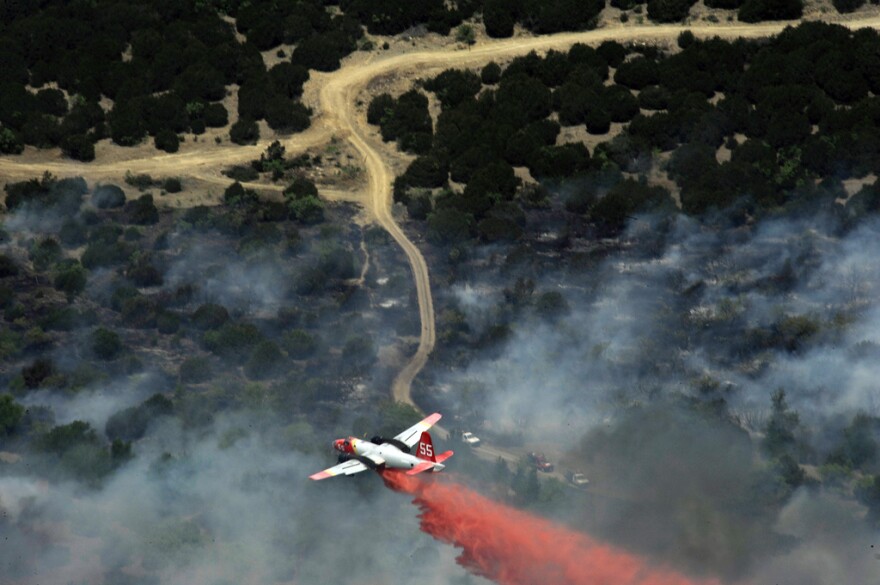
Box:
(4, 17, 880, 409)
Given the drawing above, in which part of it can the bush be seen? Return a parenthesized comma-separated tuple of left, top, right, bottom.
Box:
(157, 311, 180, 334)
(230, 118, 259, 145)
(192, 303, 230, 330)
(0, 394, 24, 435)
(283, 329, 317, 358)
(22, 358, 56, 389)
(179, 356, 213, 384)
(92, 327, 122, 360)
(121, 296, 157, 329)
(62, 134, 96, 162)
(163, 177, 182, 193)
(54, 262, 88, 300)
(105, 394, 173, 442)
(203, 103, 229, 127)
(738, 0, 803, 21)
(92, 184, 126, 209)
(154, 129, 180, 153)
(245, 341, 284, 380)
(0, 254, 19, 278)
(481, 62, 502, 85)
(59, 219, 87, 247)
(127, 194, 159, 225)
(203, 322, 264, 360)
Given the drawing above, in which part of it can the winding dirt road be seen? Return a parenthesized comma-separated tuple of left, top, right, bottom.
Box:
(4, 17, 880, 408)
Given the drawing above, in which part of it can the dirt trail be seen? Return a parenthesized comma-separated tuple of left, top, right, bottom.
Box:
(3, 18, 880, 409)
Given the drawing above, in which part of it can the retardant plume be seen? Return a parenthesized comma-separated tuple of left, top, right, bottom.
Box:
(381, 470, 726, 585)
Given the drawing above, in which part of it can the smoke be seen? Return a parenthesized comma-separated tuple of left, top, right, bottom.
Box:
(382, 470, 725, 585)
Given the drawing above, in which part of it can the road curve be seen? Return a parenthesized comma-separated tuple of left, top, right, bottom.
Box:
(4, 17, 880, 410)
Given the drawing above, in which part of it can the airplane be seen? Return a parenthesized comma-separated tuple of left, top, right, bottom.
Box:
(309, 412, 453, 480)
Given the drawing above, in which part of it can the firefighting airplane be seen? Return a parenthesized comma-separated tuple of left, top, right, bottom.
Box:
(309, 412, 453, 480)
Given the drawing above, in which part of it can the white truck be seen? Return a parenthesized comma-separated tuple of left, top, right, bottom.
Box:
(460, 431, 481, 446)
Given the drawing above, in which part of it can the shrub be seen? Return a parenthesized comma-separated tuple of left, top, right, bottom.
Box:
(92, 327, 123, 360)
(22, 358, 56, 389)
(282, 329, 317, 358)
(163, 178, 182, 193)
(179, 356, 213, 384)
(192, 303, 229, 330)
(245, 341, 284, 380)
(156, 311, 180, 334)
(62, 134, 96, 162)
(481, 62, 502, 85)
(154, 129, 180, 153)
(203, 322, 264, 360)
(59, 219, 87, 247)
(230, 118, 259, 145)
(0, 254, 19, 278)
(0, 394, 24, 435)
(127, 194, 159, 225)
(54, 261, 88, 300)
(92, 184, 126, 209)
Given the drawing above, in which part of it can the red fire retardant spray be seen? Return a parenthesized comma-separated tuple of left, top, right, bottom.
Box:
(382, 470, 725, 585)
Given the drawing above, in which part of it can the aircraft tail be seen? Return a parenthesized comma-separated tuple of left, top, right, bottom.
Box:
(415, 431, 453, 472)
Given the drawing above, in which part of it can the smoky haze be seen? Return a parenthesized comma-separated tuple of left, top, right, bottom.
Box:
(428, 209, 880, 581)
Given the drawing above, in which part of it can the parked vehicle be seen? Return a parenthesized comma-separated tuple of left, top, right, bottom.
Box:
(527, 451, 554, 473)
(567, 471, 589, 486)
(460, 431, 481, 446)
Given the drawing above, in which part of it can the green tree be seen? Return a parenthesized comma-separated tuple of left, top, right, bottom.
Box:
(154, 129, 180, 153)
(245, 341, 284, 380)
(230, 118, 259, 145)
(763, 389, 800, 458)
(92, 327, 123, 360)
(283, 329, 318, 358)
(0, 394, 24, 436)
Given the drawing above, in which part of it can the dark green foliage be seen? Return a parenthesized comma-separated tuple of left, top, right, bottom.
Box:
(163, 177, 182, 193)
(833, 0, 865, 12)
(203, 103, 229, 128)
(4, 174, 85, 214)
(121, 296, 157, 329)
(283, 329, 318, 358)
(61, 134, 96, 162)
(105, 394, 173, 442)
(614, 57, 659, 90)
(483, 0, 516, 38)
(265, 97, 311, 133)
(342, 335, 375, 372)
(647, 0, 697, 21)
(826, 414, 879, 470)
(53, 261, 87, 300)
(91, 327, 123, 360)
(81, 239, 132, 269)
(0, 394, 24, 436)
(36, 420, 117, 482)
(481, 62, 502, 85)
(590, 178, 673, 232)
(22, 358, 56, 389)
(179, 356, 213, 384)
(373, 90, 433, 154)
(203, 322, 264, 360)
(0, 126, 24, 154)
(127, 194, 159, 225)
(92, 184, 126, 209)
(157, 311, 180, 334)
(0, 254, 20, 278)
(367, 93, 394, 125)
(401, 155, 449, 189)
(192, 303, 230, 330)
(530, 143, 591, 179)
(29, 237, 62, 271)
(738, 0, 803, 21)
(426, 208, 475, 245)
(245, 341, 284, 380)
(288, 195, 325, 224)
(424, 69, 482, 108)
(154, 129, 179, 153)
(763, 389, 800, 458)
(230, 118, 259, 145)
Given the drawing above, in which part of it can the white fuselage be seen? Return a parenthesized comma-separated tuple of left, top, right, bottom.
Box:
(348, 438, 444, 471)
